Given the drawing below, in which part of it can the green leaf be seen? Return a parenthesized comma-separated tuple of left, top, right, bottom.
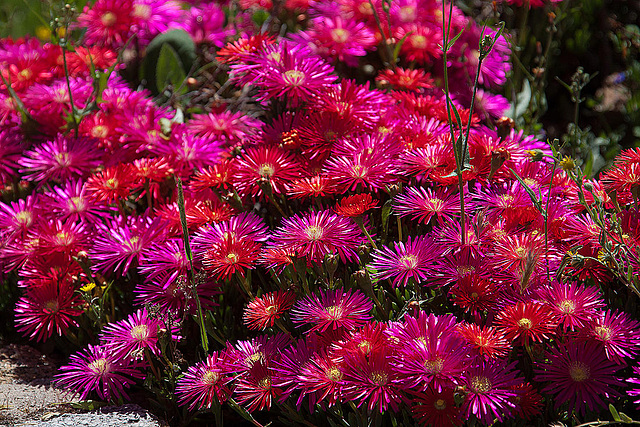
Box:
(509, 167, 543, 212)
(393, 31, 413, 63)
(610, 404, 621, 422)
(446, 28, 465, 51)
(155, 43, 187, 94)
(619, 412, 634, 423)
(381, 199, 393, 236)
(141, 29, 196, 96)
(252, 8, 270, 27)
(70, 400, 106, 411)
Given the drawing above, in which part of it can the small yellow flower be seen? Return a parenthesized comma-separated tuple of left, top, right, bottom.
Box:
(559, 156, 576, 171)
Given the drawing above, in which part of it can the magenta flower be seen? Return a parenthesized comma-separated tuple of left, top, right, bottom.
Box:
(44, 179, 106, 224)
(295, 16, 376, 66)
(341, 348, 403, 413)
(461, 359, 523, 425)
(130, 0, 183, 45)
(14, 278, 83, 342)
(75, 0, 136, 49)
(91, 216, 167, 276)
(232, 145, 302, 199)
(536, 281, 604, 331)
(255, 43, 336, 104)
(388, 312, 469, 392)
(369, 236, 441, 288)
(184, 2, 234, 46)
(291, 288, 373, 333)
(99, 308, 166, 360)
(393, 186, 459, 225)
(176, 352, 231, 410)
(535, 340, 624, 416)
(581, 309, 640, 365)
(234, 362, 280, 412)
(55, 344, 145, 401)
(19, 135, 101, 183)
(269, 210, 364, 264)
(188, 110, 260, 145)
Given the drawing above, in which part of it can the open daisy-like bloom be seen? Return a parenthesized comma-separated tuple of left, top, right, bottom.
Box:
(291, 288, 373, 333)
(14, 277, 83, 342)
(369, 235, 441, 288)
(496, 301, 557, 346)
(269, 210, 364, 263)
(176, 352, 230, 411)
(243, 291, 296, 331)
(55, 344, 145, 401)
(535, 340, 624, 416)
(99, 308, 166, 360)
(461, 359, 523, 425)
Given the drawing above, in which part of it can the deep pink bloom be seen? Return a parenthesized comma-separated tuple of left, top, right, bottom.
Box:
(138, 238, 190, 290)
(369, 236, 441, 288)
(130, 0, 183, 45)
(581, 309, 640, 365)
(255, 42, 336, 104)
(461, 359, 523, 424)
(188, 110, 260, 145)
(234, 362, 280, 412)
(393, 186, 459, 225)
(269, 210, 365, 263)
(291, 288, 373, 333)
(91, 216, 167, 276)
(99, 308, 166, 360)
(75, 0, 136, 49)
(536, 281, 604, 331)
(295, 16, 376, 66)
(176, 352, 231, 410)
(184, 3, 234, 46)
(411, 387, 462, 427)
(535, 341, 624, 416)
(496, 301, 558, 346)
(388, 312, 469, 392)
(14, 278, 83, 342)
(341, 348, 403, 413)
(55, 344, 145, 401)
(297, 350, 345, 407)
(43, 179, 106, 224)
(232, 145, 302, 199)
(243, 291, 296, 331)
(628, 364, 640, 410)
(19, 135, 101, 183)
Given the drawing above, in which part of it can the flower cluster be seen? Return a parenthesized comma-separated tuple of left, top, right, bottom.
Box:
(5, 0, 640, 425)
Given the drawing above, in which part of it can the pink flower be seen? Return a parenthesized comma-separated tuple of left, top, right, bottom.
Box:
(291, 288, 373, 333)
(55, 344, 145, 401)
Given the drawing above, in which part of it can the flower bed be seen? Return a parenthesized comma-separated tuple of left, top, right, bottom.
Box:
(1, 0, 640, 425)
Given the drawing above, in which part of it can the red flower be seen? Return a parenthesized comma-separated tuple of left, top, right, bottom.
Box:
(334, 194, 378, 217)
(496, 302, 558, 345)
(243, 291, 296, 331)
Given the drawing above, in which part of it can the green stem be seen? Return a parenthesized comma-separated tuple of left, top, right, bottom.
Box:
(176, 176, 209, 353)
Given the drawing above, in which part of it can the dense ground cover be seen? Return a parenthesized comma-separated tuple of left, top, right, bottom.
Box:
(1, 0, 640, 425)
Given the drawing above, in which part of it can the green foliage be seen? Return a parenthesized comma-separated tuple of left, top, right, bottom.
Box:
(141, 29, 197, 97)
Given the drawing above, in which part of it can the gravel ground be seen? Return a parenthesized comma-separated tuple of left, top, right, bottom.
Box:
(17, 404, 164, 427)
(0, 344, 166, 427)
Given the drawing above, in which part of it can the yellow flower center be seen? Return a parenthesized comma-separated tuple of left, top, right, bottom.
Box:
(331, 28, 350, 43)
(258, 163, 275, 177)
(559, 300, 575, 314)
(569, 361, 590, 382)
(370, 370, 388, 385)
(101, 11, 117, 27)
(305, 225, 324, 241)
(88, 358, 109, 375)
(434, 398, 446, 410)
(326, 366, 343, 382)
(201, 370, 219, 385)
(283, 70, 306, 86)
(325, 305, 344, 320)
(470, 375, 492, 393)
(424, 357, 444, 374)
(130, 324, 149, 341)
(518, 318, 533, 329)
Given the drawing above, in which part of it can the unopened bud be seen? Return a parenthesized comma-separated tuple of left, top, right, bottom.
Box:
(496, 116, 515, 139)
